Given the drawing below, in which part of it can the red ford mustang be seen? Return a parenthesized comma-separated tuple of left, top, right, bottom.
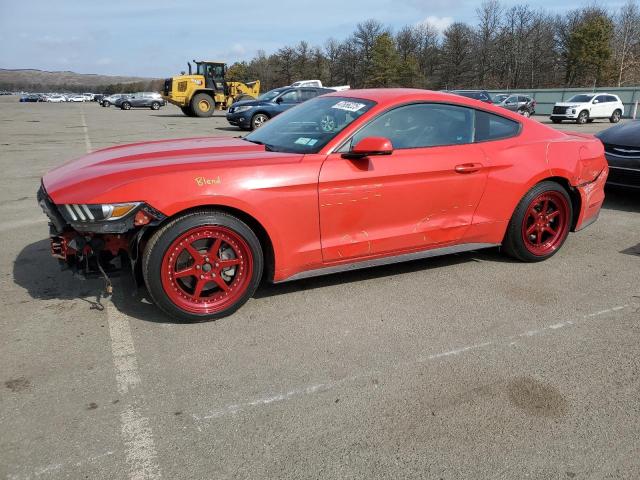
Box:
(38, 89, 607, 321)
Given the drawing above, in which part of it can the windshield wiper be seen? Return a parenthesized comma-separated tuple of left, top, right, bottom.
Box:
(242, 138, 277, 152)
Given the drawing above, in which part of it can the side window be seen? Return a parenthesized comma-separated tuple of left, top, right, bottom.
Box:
(475, 110, 520, 142)
(279, 90, 299, 104)
(300, 89, 317, 101)
(594, 95, 607, 103)
(348, 103, 475, 150)
(607, 95, 618, 103)
(506, 96, 517, 104)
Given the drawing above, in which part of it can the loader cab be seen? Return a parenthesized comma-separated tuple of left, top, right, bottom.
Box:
(195, 61, 227, 93)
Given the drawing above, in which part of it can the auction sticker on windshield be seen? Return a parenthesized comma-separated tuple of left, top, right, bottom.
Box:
(331, 101, 366, 112)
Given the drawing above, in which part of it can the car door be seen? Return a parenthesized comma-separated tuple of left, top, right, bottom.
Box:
(273, 89, 300, 115)
(592, 95, 608, 118)
(318, 103, 488, 262)
(504, 96, 518, 112)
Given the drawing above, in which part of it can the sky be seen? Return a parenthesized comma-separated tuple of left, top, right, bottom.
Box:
(0, 0, 629, 78)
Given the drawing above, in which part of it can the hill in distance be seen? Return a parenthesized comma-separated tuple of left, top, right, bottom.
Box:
(0, 68, 162, 92)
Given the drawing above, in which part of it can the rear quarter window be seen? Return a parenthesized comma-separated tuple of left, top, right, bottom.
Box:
(475, 110, 520, 142)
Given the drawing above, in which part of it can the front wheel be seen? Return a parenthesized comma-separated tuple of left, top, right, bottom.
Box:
(610, 109, 621, 123)
(502, 181, 572, 262)
(143, 211, 263, 321)
(576, 110, 589, 124)
(191, 93, 214, 117)
(250, 113, 269, 130)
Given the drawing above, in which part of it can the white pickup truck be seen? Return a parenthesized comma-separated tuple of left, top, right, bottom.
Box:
(550, 93, 624, 125)
(290, 80, 351, 91)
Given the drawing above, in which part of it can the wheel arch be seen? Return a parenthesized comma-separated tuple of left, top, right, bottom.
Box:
(133, 204, 276, 285)
(537, 176, 581, 231)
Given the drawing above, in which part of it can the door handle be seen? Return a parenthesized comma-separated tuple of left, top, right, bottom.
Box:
(454, 163, 482, 174)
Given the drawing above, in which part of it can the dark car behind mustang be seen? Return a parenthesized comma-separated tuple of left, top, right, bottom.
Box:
(596, 121, 640, 189)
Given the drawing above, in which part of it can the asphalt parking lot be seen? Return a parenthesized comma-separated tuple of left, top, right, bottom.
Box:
(1, 97, 639, 479)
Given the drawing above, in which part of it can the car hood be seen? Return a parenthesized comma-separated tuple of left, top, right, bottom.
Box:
(43, 136, 301, 204)
(595, 121, 640, 147)
(554, 102, 584, 108)
(231, 99, 270, 108)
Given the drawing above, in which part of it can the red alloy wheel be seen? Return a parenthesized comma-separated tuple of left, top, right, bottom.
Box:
(521, 191, 569, 256)
(160, 226, 253, 314)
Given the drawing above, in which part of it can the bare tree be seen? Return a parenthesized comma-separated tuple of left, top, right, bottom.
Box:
(612, 0, 640, 86)
(475, 0, 503, 87)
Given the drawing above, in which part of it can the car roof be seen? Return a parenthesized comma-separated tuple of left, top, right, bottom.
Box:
(323, 88, 490, 108)
(321, 88, 558, 126)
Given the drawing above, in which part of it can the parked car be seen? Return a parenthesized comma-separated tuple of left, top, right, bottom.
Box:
(94, 94, 105, 103)
(19, 94, 44, 102)
(226, 86, 335, 130)
(46, 95, 66, 103)
(499, 94, 536, 117)
(115, 92, 165, 110)
(67, 95, 85, 102)
(290, 80, 351, 91)
(101, 94, 128, 107)
(550, 93, 624, 125)
(449, 90, 493, 103)
(38, 89, 607, 321)
(595, 121, 640, 189)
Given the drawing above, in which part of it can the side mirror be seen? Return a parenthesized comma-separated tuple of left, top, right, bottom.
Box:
(275, 97, 283, 104)
(342, 137, 393, 160)
(593, 99, 599, 104)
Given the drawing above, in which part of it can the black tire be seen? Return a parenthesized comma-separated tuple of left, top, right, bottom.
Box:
(150, 101, 160, 110)
(250, 113, 269, 130)
(103, 100, 110, 107)
(551, 118, 561, 124)
(121, 102, 131, 110)
(190, 93, 214, 117)
(520, 109, 531, 118)
(576, 110, 588, 124)
(180, 106, 194, 117)
(502, 181, 573, 263)
(142, 210, 264, 322)
(610, 109, 621, 123)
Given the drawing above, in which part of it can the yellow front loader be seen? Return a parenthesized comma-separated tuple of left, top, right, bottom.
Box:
(163, 60, 260, 117)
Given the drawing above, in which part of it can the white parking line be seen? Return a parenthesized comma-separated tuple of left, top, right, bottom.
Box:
(80, 107, 93, 153)
(77, 112, 161, 479)
(193, 303, 635, 424)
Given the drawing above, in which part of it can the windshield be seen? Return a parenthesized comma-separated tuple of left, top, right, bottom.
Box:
(568, 94, 595, 103)
(257, 89, 285, 102)
(244, 96, 376, 154)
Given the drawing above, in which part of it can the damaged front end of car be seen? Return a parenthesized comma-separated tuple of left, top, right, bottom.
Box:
(37, 183, 166, 284)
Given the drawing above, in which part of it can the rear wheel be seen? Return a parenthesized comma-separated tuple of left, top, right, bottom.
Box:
(502, 181, 572, 262)
(150, 101, 160, 110)
(121, 102, 131, 110)
(610, 109, 621, 123)
(143, 211, 263, 321)
(191, 93, 214, 117)
(576, 110, 588, 124)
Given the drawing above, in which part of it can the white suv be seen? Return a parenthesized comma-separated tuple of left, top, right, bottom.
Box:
(550, 93, 624, 125)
